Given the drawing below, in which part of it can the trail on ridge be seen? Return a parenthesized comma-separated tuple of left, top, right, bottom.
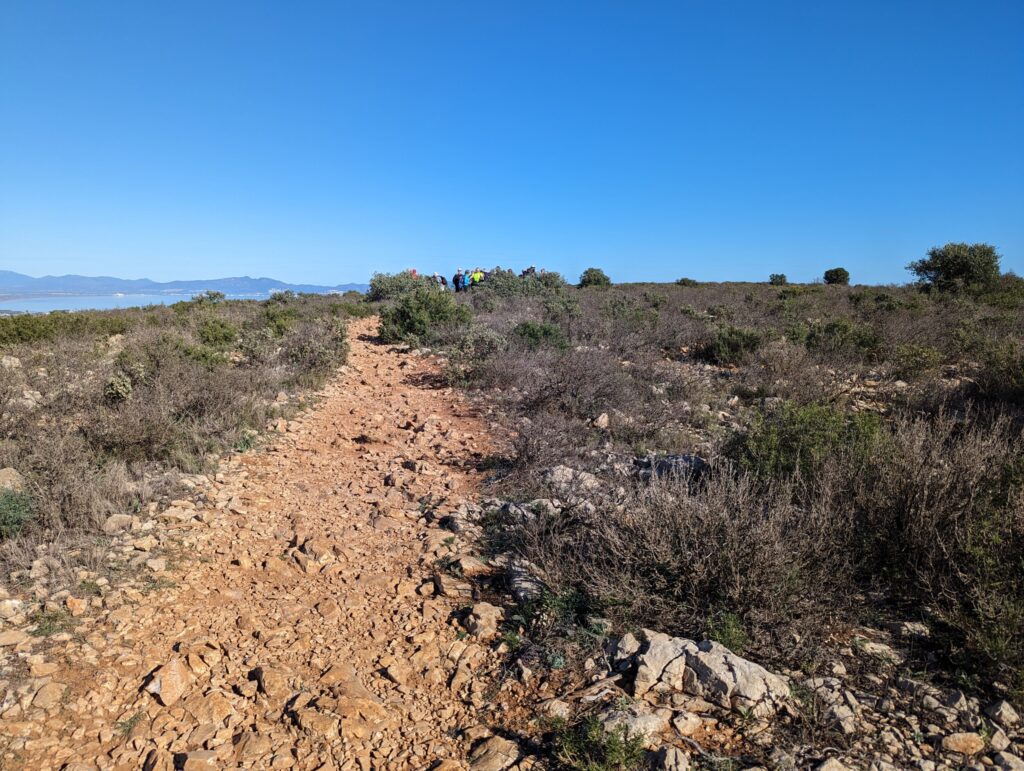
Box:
(5, 316, 524, 771)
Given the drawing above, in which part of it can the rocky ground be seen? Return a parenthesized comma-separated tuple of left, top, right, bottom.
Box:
(0, 317, 534, 770)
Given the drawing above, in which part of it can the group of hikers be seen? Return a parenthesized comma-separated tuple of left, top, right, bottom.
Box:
(415, 264, 543, 292)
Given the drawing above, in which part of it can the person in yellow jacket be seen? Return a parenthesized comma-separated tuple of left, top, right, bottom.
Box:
(470, 269, 485, 286)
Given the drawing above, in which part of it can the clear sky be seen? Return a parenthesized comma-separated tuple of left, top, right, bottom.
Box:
(1, 1, 1022, 285)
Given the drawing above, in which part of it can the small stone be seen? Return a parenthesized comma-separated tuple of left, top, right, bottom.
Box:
(0, 629, 29, 647)
(672, 711, 702, 736)
(234, 731, 272, 761)
(145, 656, 192, 706)
(31, 681, 66, 709)
(987, 700, 1020, 728)
(593, 413, 609, 429)
(992, 752, 1024, 771)
(253, 666, 290, 702)
(464, 602, 504, 639)
(0, 467, 26, 492)
(102, 514, 134, 534)
(146, 557, 167, 572)
(65, 596, 88, 617)
(817, 760, 851, 771)
(941, 732, 985, 755)
(469, 736, 519, 771)
(654, 747, 690, 771)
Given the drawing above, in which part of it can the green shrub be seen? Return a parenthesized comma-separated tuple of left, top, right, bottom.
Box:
(823, 267, 850, 285)
(263, 305, 298, 336)
(197, 317, 238, 349)
(700, 325, 763, 365)
(470, 270, 568, 299)
(552, 717, 645, 771)
(578, 267, 612, 288)
(980, 272, 1024, 310)
(675, 277, 699, 287)
(378, 286, 472, 345)
(103, 372, 133, 403)
(0, 490, 34, 540)
(367, 271, 432, 302)
(892, 344, 942, 379)
(0, 310, 132, 345)
(730, 401, 883, 481)
(909, 242, 1001, 294)
(769, 273, 788, 286)
(975, 340, 1024, 403)
(805, 318, 880, 359)
(512, 321, 568, 350)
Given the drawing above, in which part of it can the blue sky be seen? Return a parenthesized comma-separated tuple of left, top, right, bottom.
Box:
(1, 1, 1022, 285)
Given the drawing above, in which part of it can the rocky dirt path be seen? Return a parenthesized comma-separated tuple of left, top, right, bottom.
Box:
(2, 317, 525, 771)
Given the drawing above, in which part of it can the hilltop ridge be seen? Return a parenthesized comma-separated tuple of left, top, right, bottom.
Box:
(0, 270, 367, 297)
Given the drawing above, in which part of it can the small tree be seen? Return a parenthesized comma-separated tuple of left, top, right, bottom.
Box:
(578, 267, 612, 288)
(823, 267, 850, 285)
(908, 242, 1001, 293)
(769, 274, 788, 286)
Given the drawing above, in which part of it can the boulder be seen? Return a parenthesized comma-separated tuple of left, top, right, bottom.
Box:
(543, 465, 601, 494)
(653, 747, 690, 771)
(102, 514, 134, 534)
(469, 736, 519, 771)
(600, 703, 671, 748)
(941, 732, 985, 755)
(630, 630, 790, 718)
(993, 752, 1024, 771)
(0, 467, 26, 493)
(145, 656, 192, 706)
(987, 699, 1020, 728)
(1, 355, 21, 369)
(507, 559, 546, 603)
(464, 602, 504, 639)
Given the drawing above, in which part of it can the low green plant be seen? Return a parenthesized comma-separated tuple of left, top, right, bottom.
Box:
(700, 325, 763, 365)
(706, 611, 751, 653)
(512, 321, 568, 350)
(0, 490, 34, 540)
(196, 317, 238, 349)
(552, 716, 646, 771)
(805, 318, 880, 359)
(729, 401, 883, 481)
(769, 273, 788, 286)
(892, 344, 942, 379)
(675, 277, 699, 287)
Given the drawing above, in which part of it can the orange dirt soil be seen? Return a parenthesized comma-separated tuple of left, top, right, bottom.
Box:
(2, 317, 530, 770)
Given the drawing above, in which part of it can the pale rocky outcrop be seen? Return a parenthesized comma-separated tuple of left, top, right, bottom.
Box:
(630, 630, 790, 718)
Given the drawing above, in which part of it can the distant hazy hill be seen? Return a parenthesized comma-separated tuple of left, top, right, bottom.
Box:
(0, 270, 367, 297)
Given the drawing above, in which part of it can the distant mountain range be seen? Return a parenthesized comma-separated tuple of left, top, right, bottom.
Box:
(0, 270, 367, 297)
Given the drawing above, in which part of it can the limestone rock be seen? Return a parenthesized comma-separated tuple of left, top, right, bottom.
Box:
(469, 736, 520, 771)
(31, 681, 66, 709)
(653, 747, 690, 771)
(464, 602, 504, 639)
(631, 630, 789, 718)
(600, 703, 671, 748)
(145, 656, 192, 706)
(987, 699, 1020, 728)
(941, 732, 985, 755)
(102, 514, 134, 534)
(993, 752, 1024, 771)
(543, 465, 601, 494)
(0, 467, 26, 493)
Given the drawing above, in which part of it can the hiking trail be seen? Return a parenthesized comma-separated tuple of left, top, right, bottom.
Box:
(3, 317, 525, 771)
